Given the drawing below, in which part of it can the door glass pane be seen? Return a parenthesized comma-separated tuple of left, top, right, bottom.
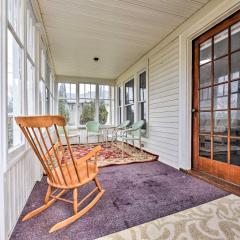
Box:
(199, 135, 211, 158)
(214, 83, 228, 110)
(200, 88, 211, 110)
(231, 110, 240, 136)
(230, 139, 240, 166)
(200, 39, 212, 65)
(231, 80, 240, 108)
(200, 62, 212, 88)
(200, 112, 211, 134)
(214, 57, 228, 84)
(231, 21, 240, 52)
(214, 111, 228, 135)
(214, 29, 228, 59)
(213, 136, 228, 162)
(231, 51, 240, 80)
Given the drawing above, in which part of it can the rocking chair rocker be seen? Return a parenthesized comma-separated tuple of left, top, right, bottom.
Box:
(15, 115, 105, 233)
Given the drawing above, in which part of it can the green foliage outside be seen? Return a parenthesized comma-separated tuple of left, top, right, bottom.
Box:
(58, 100, 70, 122)
(80, 101, 109, 125)
(80, 102, 95, 125)
(99, 101, 108, 124)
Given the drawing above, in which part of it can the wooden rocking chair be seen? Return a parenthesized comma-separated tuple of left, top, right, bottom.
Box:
(15, 115, 105, 233)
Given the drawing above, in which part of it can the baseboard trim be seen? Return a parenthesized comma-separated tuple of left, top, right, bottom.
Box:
(180, 169, 240, 196)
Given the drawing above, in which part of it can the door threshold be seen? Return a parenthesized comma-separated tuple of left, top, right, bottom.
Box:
(180, 169, 240, 196)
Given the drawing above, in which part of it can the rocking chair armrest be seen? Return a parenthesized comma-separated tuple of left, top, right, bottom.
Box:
(77, 145, 102, 165)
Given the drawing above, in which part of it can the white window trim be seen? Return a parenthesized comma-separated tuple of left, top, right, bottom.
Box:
(117, 65, 149, 134)
(4, 0, 55, 167)
(123, 76, 135, 123)
(117, 84, 123, 124)
(57, 82, 115, 127)
(137, 67, 149, 137)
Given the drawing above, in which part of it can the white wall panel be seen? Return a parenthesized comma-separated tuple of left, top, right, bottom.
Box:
(145, 38, 179, 167)
(5, 149, 41, 238)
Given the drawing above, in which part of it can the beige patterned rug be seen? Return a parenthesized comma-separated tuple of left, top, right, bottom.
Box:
(98, 194, 240, 240)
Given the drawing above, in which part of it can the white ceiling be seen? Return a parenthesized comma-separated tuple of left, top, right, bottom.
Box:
(38, 0, 209, 79)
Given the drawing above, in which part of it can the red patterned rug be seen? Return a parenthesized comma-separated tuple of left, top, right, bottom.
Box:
(63, 142, 158, 167)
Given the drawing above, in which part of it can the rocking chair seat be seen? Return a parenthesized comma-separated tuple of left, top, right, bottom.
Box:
(49, 160, 98, 188)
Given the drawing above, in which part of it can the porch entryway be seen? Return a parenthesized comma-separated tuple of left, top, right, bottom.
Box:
(192, 11, 240, 185)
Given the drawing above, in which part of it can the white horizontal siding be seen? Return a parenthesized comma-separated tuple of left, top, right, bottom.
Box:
(145, 38, 179, 168)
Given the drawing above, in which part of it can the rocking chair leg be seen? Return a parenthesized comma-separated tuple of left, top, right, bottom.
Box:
(22, 189, 67, 222)
(94, 177, 103, 191)
(49, 188, 105, 233)
(44, 185, 52, 204)
(73, 188, 78, 214)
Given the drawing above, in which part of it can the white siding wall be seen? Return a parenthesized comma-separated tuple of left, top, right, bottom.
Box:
(5, 150, 41, 238)
(147, 38, 179, 167)
(115, 0, 240, 169)
(116, 38, 180, 168)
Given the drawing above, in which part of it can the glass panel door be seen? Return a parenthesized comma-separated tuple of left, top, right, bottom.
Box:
(193, 11, 240, 185)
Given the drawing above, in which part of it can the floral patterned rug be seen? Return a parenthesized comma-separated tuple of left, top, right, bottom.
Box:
(63, 142, 158, 167)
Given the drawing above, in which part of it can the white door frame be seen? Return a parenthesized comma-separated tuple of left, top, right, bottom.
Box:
(178, 0, 240, 169)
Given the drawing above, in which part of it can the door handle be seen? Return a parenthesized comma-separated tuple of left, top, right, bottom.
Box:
(192, 109, 197, 113)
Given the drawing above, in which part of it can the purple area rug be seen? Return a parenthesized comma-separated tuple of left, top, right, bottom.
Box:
(10, 161, 229, 240)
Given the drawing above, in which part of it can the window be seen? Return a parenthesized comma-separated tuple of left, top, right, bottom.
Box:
(58, 83, 77, 126)
(8, 0, 24, 41)
(138, 71, 147, 129)
(117, 86, 123, 123)
(99, 85, 114, 125)
(26, 6, 35, 59)
(45, 87, 50, 114)
(25, 3, 36, 116)
(6, 0, 54, 152)
(79, 83, 96, 125)
(39, 43, 53, 115)
(7, 30, 23, 149)
(125, 79, 134, 124)
(27, 59, 35, 115)
(39, 80, 45, 115)
(57, 83, 115, 126)
(7, 0, 24, 149)
(40, 47, 46, 80)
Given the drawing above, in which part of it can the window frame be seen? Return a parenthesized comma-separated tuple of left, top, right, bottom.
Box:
(7, 0, 25, 151)
(117, 85, 123, 124)
(57, 82, 115, 127)
(124, 77, 135, 125)
(137, 69, 148, 135)
(117, 67, 149, 136)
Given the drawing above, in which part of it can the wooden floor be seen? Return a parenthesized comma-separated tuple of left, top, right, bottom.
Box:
(181, 169, 240, 197)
